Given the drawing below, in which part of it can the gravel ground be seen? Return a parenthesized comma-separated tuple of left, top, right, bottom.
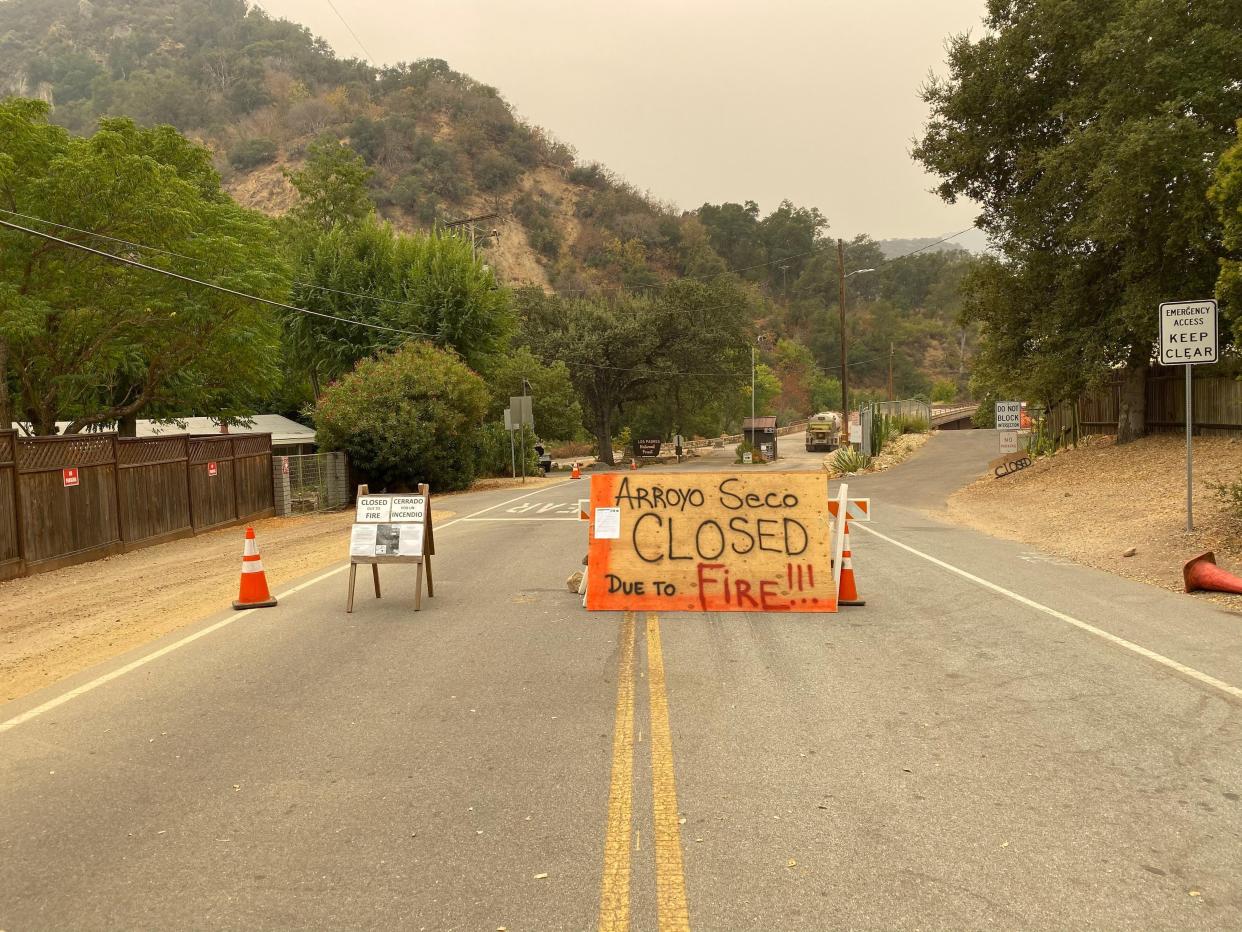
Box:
(948, 433, 1242, 612)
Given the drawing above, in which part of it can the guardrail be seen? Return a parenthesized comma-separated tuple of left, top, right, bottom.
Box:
(930, 404, 978, 426)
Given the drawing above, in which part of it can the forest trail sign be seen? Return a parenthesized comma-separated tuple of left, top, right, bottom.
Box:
(585, 472, 837, 613)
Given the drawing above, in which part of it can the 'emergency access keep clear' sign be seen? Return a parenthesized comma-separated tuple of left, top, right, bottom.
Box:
(1159, 299, 1217, 366)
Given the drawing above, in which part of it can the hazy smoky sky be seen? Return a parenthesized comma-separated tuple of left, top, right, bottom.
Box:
(256, 0, 988, 242)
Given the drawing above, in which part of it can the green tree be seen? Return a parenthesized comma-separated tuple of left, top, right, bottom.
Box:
(747, 363, 781, 421)
(517, 279, 751, 463)
(314, 342, 489, 492)
(285, 137, 374, 233)
(1210, 122, 1242, 336)
(914, 0, 1241, 441)
(931, 379, 957, 403)
(481, 346, 583, 442)
(0, 99, 286, 434)
(287, 217, 513, 393)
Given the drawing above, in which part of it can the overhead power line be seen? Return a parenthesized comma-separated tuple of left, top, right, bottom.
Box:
(0, 217, 433, 338)
(324, 0, 376, 62)
(0, 207, 466, 318)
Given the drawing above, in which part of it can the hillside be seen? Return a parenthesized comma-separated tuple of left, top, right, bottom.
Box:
(0, 0, 980, 401)
(0, 0, 699, 292)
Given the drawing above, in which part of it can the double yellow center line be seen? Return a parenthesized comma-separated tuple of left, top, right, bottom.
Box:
(600, 612, 691, 931)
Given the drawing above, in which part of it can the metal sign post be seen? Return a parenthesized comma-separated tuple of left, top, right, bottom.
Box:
(1158, 299, 1218, 532)
(504, 407, 516, 478)
(509, 394, 534, 484)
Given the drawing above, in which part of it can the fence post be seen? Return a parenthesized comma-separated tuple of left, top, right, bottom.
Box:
(272, 456, 292, 517)
(231, 437, 242, 520)
(112, 435, 127, 544)
(9, 432, 26, 572)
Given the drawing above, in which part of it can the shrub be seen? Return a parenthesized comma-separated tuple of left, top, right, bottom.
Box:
(833, 447, 872, 474)
(229, 138, 278, 170)
(569, 162, 609, 188)
(735, 441, 766, 464)
(893, 414, 930, 435)
(314, 342, 489, 492)
(475, 151, 522, 192)
(1213, 478, 1242, 522)
(476, 422, 538, 477)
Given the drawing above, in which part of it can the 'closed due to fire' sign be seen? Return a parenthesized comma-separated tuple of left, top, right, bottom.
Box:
(586, 473, 837, 613)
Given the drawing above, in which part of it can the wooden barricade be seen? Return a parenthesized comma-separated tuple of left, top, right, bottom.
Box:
(585, 472, 837, 613)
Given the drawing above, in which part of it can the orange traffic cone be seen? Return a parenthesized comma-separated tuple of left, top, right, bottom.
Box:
(233, 526, 277, 609)
(571, 462, 581, 479)
(838, 519, 865, 606)
(630, 459, 638, 470)
(1183, 551, 1242, 595)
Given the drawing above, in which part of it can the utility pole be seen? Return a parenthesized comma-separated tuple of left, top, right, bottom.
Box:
(837, 238, 850, 446)
(888, 342, 895, 403)
(751, 343, 756, 432)
(443, 211, 502, 262)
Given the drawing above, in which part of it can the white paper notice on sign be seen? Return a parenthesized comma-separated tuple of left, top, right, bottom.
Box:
(389, 495, 426, 523)
(848, 423, 862, 444)
(350, 523, 378, 556)
(1159, 299, 1218, 366)
(594, 507, 621, 540)
(356, 496, 391, 523)
(396, 523, 425, 556)
(1000, 431, 1019, 454)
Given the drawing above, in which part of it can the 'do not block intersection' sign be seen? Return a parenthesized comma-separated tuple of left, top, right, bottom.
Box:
(586, 472, 837, 613)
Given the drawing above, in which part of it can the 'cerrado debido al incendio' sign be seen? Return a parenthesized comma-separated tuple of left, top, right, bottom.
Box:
(586, 472, 837, 612)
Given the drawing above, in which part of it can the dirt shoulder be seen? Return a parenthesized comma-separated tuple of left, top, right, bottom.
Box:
(947, 434, 1242, 612)
(0, 499, 466, 705)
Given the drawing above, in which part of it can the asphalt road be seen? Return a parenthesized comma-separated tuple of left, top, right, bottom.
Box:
(2, 431, 1241, 930)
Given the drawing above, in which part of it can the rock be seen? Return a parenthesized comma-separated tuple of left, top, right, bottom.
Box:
(1123, 547, 1137, 558)
(566, 571, 584, 591)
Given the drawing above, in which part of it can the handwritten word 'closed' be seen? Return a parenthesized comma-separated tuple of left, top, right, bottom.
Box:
(631, 514, 808, 563)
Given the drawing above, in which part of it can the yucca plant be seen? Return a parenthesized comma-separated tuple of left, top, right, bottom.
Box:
(833, 446, 872, 474)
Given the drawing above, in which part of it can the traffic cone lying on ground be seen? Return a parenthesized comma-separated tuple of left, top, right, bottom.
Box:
(233, 526, 278, 610)
(838, 519, 865, 607)
(1183, 551, 1242, 595)
(571, 462, 581, 479)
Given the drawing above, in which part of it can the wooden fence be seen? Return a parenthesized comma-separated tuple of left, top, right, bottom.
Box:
(0, 430, 274, 581)
(1046, 372, 1242, 440)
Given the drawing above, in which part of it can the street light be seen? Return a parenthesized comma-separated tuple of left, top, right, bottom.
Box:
(837, 236, 876, 445)
(751, 333, 771, 441)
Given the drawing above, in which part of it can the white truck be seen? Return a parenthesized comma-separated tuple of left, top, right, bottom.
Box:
(805, 412, 841, 452)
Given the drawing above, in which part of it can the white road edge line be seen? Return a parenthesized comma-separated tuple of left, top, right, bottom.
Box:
(0, 482, 572, 733)
(854, 523, 1242, 701)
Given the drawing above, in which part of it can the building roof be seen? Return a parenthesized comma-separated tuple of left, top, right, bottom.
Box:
(138, 416, 316, 446)
(11, 415, 316, 446)
(742, 416, 778, 430)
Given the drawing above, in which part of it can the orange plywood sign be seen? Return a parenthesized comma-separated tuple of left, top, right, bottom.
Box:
(586, 472, 837, 613)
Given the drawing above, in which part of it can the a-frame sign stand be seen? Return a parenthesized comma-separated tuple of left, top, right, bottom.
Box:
(346, 482, 435, 613)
